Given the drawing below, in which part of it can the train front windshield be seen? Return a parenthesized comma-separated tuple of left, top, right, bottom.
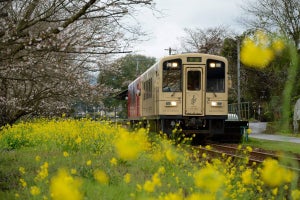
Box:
(206, 59, 225, 92)
(162, 59, 182, 92)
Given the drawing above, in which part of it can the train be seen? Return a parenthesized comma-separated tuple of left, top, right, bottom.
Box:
(127, 53, 248, 142)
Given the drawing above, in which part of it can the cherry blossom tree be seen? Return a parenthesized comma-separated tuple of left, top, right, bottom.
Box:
(0, 0, 154, 127)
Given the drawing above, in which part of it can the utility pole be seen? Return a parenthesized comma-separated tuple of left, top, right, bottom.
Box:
(164, 47, 176, 55)
(136, 59, 139, 76)
(237, 40, 241, 120)
(135, 58, 147, 76)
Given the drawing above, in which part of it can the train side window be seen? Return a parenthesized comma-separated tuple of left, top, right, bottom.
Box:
(187, 71, 201, 91)
(143, 78, 153, 99)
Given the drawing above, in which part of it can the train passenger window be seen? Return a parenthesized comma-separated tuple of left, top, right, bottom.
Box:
(206, 60, 225, 92)
(187, 71, 201, 91)
(162, 59, 182, 92)
(143, 78, 152, 99)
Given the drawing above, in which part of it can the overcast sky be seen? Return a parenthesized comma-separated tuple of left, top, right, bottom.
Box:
(131, 0, 246, 59)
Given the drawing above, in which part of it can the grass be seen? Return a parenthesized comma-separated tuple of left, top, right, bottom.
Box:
(246, 138, 300, 155)
(0, 118, 299, 200)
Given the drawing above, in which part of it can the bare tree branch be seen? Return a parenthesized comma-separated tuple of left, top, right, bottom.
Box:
(240, 0, 300, 47)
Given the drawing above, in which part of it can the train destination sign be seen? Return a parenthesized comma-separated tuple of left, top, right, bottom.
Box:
(187, 57, 202, 62)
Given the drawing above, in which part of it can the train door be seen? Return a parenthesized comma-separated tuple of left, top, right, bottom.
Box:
(184, 67, 204, 115)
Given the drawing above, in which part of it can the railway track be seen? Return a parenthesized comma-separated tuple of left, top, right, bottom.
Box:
(194, 143, 300, 171)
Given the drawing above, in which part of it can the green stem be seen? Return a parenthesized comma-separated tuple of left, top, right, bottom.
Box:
(280, 42, 299, 132)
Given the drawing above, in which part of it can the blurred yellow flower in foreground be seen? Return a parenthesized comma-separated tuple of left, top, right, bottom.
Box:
(50, 168, 82, 200)
(241, 31, 285, 68)
(114, 128, 149, 161)
(260, 158, 295, 187)
(194, 166, 225, 193)
(292, 189, 300, 200)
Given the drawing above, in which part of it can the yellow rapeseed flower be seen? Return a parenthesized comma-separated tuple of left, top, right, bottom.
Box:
(114, 128, 149, 161)
(205, 145, 211, 150)
(272, 39, 285, 52)
(124, 173, 131, 184)
(71, 168, 77, 175)
(143, 180, 155, 192)
(261, 158, 294, 187)
(246, 146, 253, 152)
(86, 160, 92, 166)
(143, 172, 162, 192)
(272, 187, 278, 196)
(151, 151, 164, 162)
(94, 169, 109, 185)
(194, 166, 225, 193)
(152, 173, 161, 187)
(241, 168, 253, 185)
(158, 166, 166, 174)
(291, 189, 300, 200)
(63, 151, 69, 157)
(19, 178, 27, 188)
(19, 167, 26, 174)
(241, 31, 274, 68)
(186, 193, 215, 200)
(110, 157, 118, 166)
(162, 192, 183, 200)
(166, 148, 178, 162)
(241, 31, 285, 69)
(136, 184, 142, 191)
(75, 137, 82, 144)
(35, 155, 41, 162)
(30, 186, 41, 196)
(247, 128, 252, 135)
(50, 168, 83, 200)
(34, 162, 49, 182)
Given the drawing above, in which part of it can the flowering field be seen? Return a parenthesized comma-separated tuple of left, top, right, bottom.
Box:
(0, 118, 299, 200)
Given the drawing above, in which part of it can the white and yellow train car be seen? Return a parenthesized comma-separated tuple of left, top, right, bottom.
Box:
(128, 53, 246, 141)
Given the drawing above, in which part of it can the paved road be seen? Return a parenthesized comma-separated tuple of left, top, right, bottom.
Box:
(248, 122, 300, 144)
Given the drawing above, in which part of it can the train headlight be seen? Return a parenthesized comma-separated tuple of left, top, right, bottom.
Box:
(211, 101, 222, 107)
(209, 62, 222, 68)
(166, 101, 177, 106)
(167, 62, 178, 68)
